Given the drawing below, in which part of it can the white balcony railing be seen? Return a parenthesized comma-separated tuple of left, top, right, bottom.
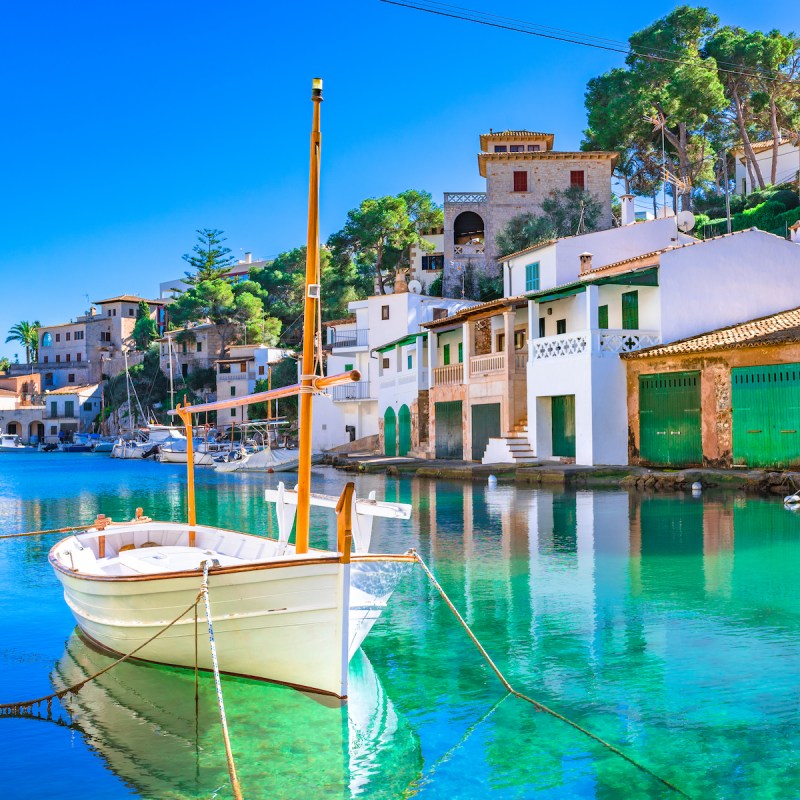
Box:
(444, 192, 487, 204)
(453, 243, 485, 255)
(470, 352, 504, 376)
(330, 328, 368, 349)
(530, 329, 660, 361)
(217, 370, 255, 382)
(330, 381, 371, 401)
(433, 364, 463, 386)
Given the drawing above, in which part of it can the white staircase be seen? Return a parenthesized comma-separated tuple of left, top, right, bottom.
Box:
(481, 417, 537, 465)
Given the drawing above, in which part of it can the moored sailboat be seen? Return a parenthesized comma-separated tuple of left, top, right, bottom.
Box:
(48, 78, 413, 698)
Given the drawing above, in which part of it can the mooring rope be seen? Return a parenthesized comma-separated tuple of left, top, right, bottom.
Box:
(201, 560, 244, 800)
(413, 552, 691, 799)
(0, 524, 90, 540)
(0, 594, 201, 718)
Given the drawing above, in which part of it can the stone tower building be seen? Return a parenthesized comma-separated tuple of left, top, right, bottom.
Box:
(443, 130, 617, 297)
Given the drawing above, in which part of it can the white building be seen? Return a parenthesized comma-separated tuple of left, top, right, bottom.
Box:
(505, 226, 800, 466)
(312, 289, 478, 452)
(42, 384, 102, 442)
(408, 229, 444, 293)
(732, 136, 800, 196)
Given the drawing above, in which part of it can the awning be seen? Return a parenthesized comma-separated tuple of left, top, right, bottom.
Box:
(528, 266, 659, 303)
(374, 331, 427, 354)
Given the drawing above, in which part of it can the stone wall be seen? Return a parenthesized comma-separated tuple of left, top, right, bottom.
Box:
(625, 343, 800, 468)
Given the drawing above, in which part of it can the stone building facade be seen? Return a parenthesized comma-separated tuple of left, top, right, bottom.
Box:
(443, 130, 616, 297)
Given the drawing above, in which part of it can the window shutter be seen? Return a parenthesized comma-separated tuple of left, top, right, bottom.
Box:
(457, 342, 463, 363)
(621, 291, 639, 330)
(525, 262, 540, 292)
(570, 170, 585, 190)
(513, 171, 528, 192)
(598, 305, 609, 330)
(443, 344, 451, 366)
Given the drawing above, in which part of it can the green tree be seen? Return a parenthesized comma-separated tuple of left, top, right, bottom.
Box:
(132, 301, 159, 351)
(327, 190, 443, 295)
(182, 228, 237, 285)
(5, 320, 40, 364)
(0, 357, 9, 373)
(495, 186, 603, 256)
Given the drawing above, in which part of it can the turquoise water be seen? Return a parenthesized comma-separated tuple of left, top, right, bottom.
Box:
(2, 454, 800, 798)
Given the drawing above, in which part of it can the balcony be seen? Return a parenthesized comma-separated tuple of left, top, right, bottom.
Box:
(530, 329, 661, 361)
(432, 364, 463, 386)
(453, 243, 485, 255)
(217, 369, 255, 382)
(379, 370, 428, 391)
(330, 328, 368, 349)
(444, 192, 487, 204)
(330, 381, 371, 402)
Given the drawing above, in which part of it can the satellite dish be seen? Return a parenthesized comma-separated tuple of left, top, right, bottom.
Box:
(677, 210, 696, 232)
(408, 279, 423, 294)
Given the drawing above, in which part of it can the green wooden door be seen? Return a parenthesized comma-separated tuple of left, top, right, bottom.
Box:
(435, 401, 463, 459)
(639, 372, 702, 466)
(551, 395, 576, 458)
(622, 290, 639, 330)
(398, 405, 411, 456)
(732, 363, 800, 468)
(471, 403, 501, 461)
(384, 408, 396, 456)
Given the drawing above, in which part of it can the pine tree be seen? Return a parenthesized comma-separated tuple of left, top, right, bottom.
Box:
(182, 229, 237, 285)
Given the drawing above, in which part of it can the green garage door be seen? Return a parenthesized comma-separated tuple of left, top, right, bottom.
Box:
(551, 395, 576, 458)
(384, 408, 396, 456)
(398, 405, 411, 456)
(435, 401, 463, 460)
(639, 372, 702, 466)
(732, 363, 800, 468)
(471, 403, 501, 461)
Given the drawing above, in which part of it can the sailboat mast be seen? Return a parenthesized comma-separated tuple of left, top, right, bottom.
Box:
(295, 77, 323, 555)
(124, 350, 133, 430)
(168, 336, 175, 410)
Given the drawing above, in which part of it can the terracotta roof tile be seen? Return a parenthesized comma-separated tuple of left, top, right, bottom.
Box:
(45, 384, 99, 395)
(421, 296, 528, 328)
(623, 306, 800, 360)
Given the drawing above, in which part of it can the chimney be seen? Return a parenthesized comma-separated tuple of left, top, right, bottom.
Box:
(244, 252, 253, 264)
(579, 252, 593, 274)
(620, 194, 636, 226)
(394, 270, 409, 294)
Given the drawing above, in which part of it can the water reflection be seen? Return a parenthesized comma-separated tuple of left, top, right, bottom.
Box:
(51, 633, 422, 800)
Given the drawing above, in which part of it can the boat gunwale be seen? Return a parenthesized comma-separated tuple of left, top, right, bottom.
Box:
(48, 520, 416, 583)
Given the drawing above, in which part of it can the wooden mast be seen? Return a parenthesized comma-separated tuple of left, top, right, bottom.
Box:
(295, 77, 323, 555)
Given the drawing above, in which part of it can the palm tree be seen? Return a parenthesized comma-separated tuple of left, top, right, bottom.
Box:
(5, 320, 41, 365)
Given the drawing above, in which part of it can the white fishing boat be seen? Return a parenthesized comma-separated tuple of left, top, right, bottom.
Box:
(110, 425, 186, 459)
(0, 434, 31, 452)
(49, 79, 414, 699)
(213, 443, 322, 473)
(158, 438, 236, 466)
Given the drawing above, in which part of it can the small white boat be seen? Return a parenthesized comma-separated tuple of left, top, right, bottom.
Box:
(92, 437, 115, 454)
(49, 485, 413, 697)
(158, 439, 236, 466)
(213, 445, 319, 473)
(111, 426, 187, 459)
(0, 434, 31, 452)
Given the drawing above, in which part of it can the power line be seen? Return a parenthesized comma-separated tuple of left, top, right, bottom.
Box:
(379, 0, 800, 86)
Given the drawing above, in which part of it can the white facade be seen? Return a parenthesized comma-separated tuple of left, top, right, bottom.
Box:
(409, 231, 444, 292)
(733, 138, 800, 195)
(42, 384, 102, 441)
(518, 228, 800, 466)
(312, 293, 478, 451)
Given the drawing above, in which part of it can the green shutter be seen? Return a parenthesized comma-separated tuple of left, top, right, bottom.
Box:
(598, 305, 609, 329)
(526, 262, 540, 292)
(443, 344, 451, 366)
(64, 400, 74, 418)
(50, 401, 57, 417)
(344, 363, 353, 371)
(457, 342, 463, 363)
(407, 354, 412, 370)
(622, 291, 639, 330)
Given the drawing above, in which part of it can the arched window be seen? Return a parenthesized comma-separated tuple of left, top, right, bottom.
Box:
(42, 332, 52, 347)
(453, 211, 485, 245)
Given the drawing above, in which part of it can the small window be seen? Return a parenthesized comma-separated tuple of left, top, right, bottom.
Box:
(556, 319, 566, 335)
(66, 332, 71, 341)
(525, 262, 540, 292)
(83, 401, 93, 411)
(344, 363, 354, 371)
(129, 308, 134, 316)
(443, 344, 451, 366)
(76, 353, 81, 362)
(494, 145, 507, 153)
(239, 362, 247, 373)
(68, 373, 75, 383)
(43, 355, 49, 363)
(231, 386, 236, 397)
(407, 354, 413, 370)
(258, 365, 265, 375)
(66, 354, 70, 362)
(514, 330, 526, 350)
(107, 310, 111, 317)
(598, 305, 609, 330)
(55, 355, 60, 363)
(432, 308, 448, 321)
(196, 341, 202, 353)
(50, 425, 57, 435)
(497, 333, 506, 351)
(113, 309, 117, 316)
(422, 254, 444, 271)
(74, 331, 84, 341)
(182, 341, 187, 354)
(50, 401, 57, 417)
(510, 144, 524, 153)
(538, 318, 546, 337)
(570, 170, 585, 190)
(55, 333, 61, 343)
(528, 144, 541, 152)
(382, 357, 390, 369)
(230, 407, 236, 417)
(513, 171, 528, 192)
(381, 305, 390, 320)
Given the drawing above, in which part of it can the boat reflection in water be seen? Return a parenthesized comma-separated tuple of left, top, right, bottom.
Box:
(51, 632, 422, 799)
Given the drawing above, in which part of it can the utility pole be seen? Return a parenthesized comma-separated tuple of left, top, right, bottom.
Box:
(723, 150, 732, 234)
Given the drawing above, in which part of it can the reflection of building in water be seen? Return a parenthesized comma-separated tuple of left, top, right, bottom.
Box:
(51, 635, 421, 800)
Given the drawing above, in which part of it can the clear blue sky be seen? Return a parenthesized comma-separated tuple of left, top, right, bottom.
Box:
(0, 0, 792, 359)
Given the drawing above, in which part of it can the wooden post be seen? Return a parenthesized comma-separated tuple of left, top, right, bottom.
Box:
(335, 481, 355, 564)
(175, 403, 197, 546)
(296, 77, 323, 555)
